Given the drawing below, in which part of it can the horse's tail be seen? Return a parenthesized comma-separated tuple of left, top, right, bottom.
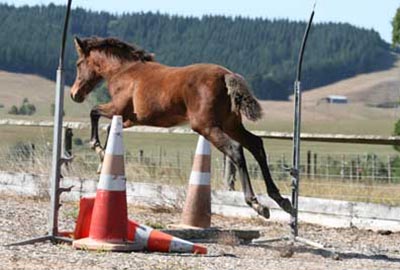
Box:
(224, 73, 262, 121)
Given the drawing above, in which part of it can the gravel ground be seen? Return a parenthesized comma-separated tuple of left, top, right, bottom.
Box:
(1, 194, 400, 270)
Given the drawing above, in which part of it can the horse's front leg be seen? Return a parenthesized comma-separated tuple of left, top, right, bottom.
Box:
(89, 103, 116, 171)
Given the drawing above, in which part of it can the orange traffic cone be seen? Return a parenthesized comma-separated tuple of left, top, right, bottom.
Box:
(73, 115, 136, 251)
(73, 197, 207, 254)
(179, 135, 212, 228)
(128, 220, 207, 254)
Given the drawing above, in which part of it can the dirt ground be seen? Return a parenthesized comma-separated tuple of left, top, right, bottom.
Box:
(0, 194, 399, 270)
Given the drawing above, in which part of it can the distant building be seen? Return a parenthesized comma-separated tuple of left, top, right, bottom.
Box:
(325, 95, 348, 104)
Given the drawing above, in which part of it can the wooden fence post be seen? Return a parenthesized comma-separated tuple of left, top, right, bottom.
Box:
(387, 155, 392, 184)
(356, 155, 361, 181)
(307, 150, 311, 179)
(313, 153, 317, 180)
(326, 155, 330, 180)
(350, 160, 355, 182)
(372, 154, 376, 182)
(139, 149, 144, 164)
(341, 154, 345, 181)
(30, 143, 36, 167)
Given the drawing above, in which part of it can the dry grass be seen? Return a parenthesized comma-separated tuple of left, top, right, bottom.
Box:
(0, 70, 91, 119)
(273, 179, 400, 206)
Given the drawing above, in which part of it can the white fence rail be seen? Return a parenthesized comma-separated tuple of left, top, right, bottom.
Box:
(1, 171, 399, 232)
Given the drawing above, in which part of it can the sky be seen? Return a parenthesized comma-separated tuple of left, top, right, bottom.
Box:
(2, 0, 400, 43)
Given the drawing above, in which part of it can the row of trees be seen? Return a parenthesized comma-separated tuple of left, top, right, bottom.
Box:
(0, 4, 394, 100)
(8, 98, 36, 115)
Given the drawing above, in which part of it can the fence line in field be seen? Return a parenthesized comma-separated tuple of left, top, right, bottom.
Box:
(1, 143, 400, 206)
(2, 118, 400, 204)
(2, 118, 400, 145)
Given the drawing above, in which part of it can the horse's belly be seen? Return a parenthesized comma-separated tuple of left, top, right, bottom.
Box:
(135, 110, 188, 128)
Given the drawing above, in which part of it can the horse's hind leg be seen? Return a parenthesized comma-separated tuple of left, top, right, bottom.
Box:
(226, 124, 293, 214)
(198, 126, 271, 218)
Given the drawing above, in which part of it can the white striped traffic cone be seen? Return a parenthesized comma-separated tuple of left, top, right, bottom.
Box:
(73, 197, 207, 254)
(128, 220, 207, 254)
(179, 135, 212, 228)
(73, 115, 136, 251)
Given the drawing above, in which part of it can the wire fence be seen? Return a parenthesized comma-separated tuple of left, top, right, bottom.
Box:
(1, 139, 400, 206)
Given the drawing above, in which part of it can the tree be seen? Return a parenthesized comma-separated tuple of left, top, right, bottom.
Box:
(393, 8, 400, 154)
(394, 119, 400, 152)
(8, 105, 18, 115)
(0, 4, 394, 100)
(18, 98, 36, 115)
(392, 7, 400, 47)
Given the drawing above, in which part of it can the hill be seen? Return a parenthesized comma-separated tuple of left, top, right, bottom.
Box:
(1, 54, 400, 136)
(252, 55, 400, 135)
(0, 70, 91, 119)
(0, 3, 395, 100)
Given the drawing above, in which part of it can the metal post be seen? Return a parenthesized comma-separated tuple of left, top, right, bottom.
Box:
(253, 3, 335, 257)
(388, 155, 392, 183)
(49, 68, 64, 237)
(307, 150, 311, 178)
(341, 154, 345, 181)
(5, 0, 73, 247)
(290, 79, 302, 239)
(313, 153, 317, 179)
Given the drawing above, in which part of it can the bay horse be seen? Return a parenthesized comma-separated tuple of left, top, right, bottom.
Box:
(70, 36, 293, 218)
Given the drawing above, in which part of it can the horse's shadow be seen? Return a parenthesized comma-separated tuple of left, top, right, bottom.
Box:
(258, 243, 400, 262)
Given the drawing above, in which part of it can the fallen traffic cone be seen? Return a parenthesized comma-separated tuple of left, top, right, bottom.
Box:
(179, 135, 212, 228)
(73, 197, 207, 254)
(128, 220, 207, 254)
(73, 115, 136, 251)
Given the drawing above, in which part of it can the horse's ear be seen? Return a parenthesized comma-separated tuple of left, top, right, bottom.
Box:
(74, 36, 86, 56)
(144, 52, 155, 61)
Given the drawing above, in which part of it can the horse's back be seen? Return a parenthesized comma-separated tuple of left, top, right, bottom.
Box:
(128, 62, 234, 127)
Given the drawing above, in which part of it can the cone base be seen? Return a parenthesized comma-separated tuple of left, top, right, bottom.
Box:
(73, 237, 138, 252)
(168, 223, 211, 230)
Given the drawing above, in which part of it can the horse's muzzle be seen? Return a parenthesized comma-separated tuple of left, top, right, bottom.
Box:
(71, 92, 84, 103)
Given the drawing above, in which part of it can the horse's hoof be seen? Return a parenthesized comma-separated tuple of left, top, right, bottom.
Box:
(253, 203, 270, 219)
(98, 150, 105, 161)
(89, 140, 98, 150)
(228, 182, 235, 191)
(279, 198, 294, 215)
(96, 163, 102, 174)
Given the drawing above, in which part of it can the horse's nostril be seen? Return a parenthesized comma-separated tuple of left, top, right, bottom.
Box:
(71, 92, 83, 103)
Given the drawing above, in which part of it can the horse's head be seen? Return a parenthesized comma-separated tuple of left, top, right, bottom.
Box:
(70, 37, 102, 103)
